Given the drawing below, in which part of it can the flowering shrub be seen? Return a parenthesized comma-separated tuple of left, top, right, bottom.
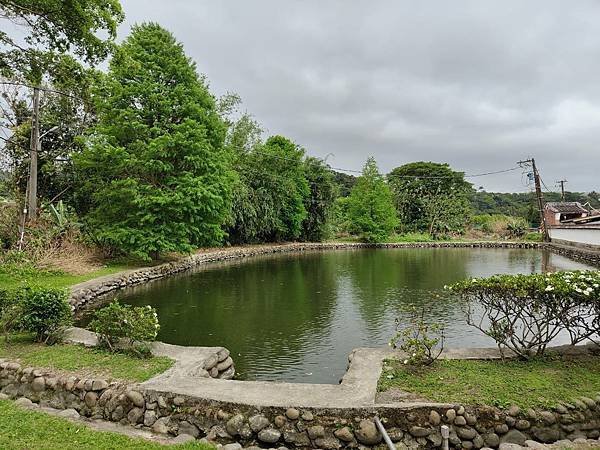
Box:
(449, 270, 600, 359)
(390, 309, 445, 365)
(89, 301, 160, 357)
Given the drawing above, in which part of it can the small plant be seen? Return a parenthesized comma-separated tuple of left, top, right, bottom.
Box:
(17, 287, 72, 344)
(0, 289, 22, 341)
(89, 301, 160, 357)
(390, 308, 445, 365)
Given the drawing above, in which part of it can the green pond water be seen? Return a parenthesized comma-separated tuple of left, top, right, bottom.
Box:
(88, 248, 594, 384)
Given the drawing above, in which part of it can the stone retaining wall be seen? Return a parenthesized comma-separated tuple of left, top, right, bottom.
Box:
(70, 242, 541, 311)
(546, 243, 600, 267)
(1, 358, 599, 449)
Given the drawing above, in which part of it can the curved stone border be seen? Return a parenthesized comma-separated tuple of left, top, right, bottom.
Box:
(70, 241, 541, 310)
(1, 343, 599, 449)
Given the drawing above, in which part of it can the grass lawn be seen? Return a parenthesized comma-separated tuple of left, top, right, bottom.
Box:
(0, 334, 173, 382)
(0, 264, 132, 291)
(379, 356, 600, 409)
(0, 400, 210, 450)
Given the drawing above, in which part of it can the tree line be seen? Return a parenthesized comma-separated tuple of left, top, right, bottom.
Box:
(1, 2, 596, 259)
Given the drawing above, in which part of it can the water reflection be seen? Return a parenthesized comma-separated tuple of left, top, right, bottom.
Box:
(85, 249, 594, 384)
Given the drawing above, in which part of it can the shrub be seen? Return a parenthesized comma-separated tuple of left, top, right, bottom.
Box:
(89, 301, 159, 357)
(17, 287, 72, 344)
(0, 288, 22, 341)
(390, 309, 445, 365)
(449, 271, 600, 359)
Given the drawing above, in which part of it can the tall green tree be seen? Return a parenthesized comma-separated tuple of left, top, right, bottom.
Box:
(228, 135, 309, 243)
(301, 157, 337, 242)
(75, 23, 233, 259)
(347, 157, 399, 243)
(388, 162, 472, 237)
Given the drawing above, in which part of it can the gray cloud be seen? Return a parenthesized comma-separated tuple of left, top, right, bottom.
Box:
(119, 0, 600, 192)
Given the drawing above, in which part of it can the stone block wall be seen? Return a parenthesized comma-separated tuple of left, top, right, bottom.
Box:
(1, 359, 599, 449)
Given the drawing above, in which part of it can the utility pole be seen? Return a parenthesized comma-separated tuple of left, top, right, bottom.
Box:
(557, 179, 567, 201)
(518, 158, 549, 242)
(26, 86, 40, 221)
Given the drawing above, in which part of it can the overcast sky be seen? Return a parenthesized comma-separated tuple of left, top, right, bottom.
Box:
(119, 0, 600, 193)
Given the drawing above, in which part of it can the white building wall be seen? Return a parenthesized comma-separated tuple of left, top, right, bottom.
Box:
(549, 227, 600, 248)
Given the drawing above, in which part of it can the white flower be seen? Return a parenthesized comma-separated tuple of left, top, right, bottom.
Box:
(386, 375, 394, 379)
(403, 359, 408, 365)
(545, 285, 554, 292)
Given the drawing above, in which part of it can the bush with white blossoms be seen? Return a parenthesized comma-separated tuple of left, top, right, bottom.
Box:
(89, 301, 160, 357)
(449, 270, 600, 359)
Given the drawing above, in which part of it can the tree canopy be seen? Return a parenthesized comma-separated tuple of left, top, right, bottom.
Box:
(74, 23, 233, 259)
(388, 161, 473, 236)
(0, 0, 123, 81)
(346, 157, 399, 243)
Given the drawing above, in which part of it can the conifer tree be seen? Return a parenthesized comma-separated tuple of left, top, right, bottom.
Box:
(347, 157, 399, 243)
(75, 23, 233, 259)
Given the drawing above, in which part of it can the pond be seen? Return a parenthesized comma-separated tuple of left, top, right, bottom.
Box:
(88, 248, 595, 384)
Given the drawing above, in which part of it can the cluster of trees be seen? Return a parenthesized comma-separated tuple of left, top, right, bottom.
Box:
(5, 1, 594, 259)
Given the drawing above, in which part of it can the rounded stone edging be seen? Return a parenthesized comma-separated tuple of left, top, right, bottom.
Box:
(70, 241, 542, 311)
(1, 359, 599, 449)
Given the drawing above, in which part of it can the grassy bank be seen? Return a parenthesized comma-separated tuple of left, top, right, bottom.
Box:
(0, 264, 130, 291)
(0, 334, 173, 382)
(379, 356, 600, 409)
(0, 400, 208, 450)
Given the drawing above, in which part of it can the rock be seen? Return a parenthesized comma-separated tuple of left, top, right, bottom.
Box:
(473, 435, 485, 449)
(531, 427, 560, 443)
(172, 434, 195, 444)
(553, 404, 568, 414)
(314, 437, 341, 449)
(258, 428, 281, 444)
(217, 348, 230, 362)
(387, 427, 404, 442)
(456, 405, 466, 415)
(274, 415, 287, 428)
(216, 357, 233, 371)
(456, 427, 478, 440)
(462, 441, 474, 449)
(283, 430, 311, 447)
(144, 410, 157, 427)
(91, 379, 108, 391)
(111, 405, 124, 421)
(238, 423, 253, 440)
(524, 440, 548, 450)
(301, 411, 314, 421)
(173, 396, 185, 406)
(307, 425, 325, 439)
(507, 405, 521, 417)
(14, 397, 34, 408)
(157, 396, 168, 409)
(57, 408, 80, 420)
(500, 429, 528, 446)
(31, 377, 45, 392)
(222, 444, 242, 450)
(495, 424, 509, 435)
(428, 431, 443, 447)
(203, 354, 218, 370)
(0, 393, 8, 400)
(127, 407, 144, 424)
(334, 427, 355, 442)
(249, 414, 270, 432)
(446, 409, 457, 422)
(84, 391, 98, 408)
(539, 411, 557, 425)
(580, 397, 596, 408)
(429, 410, 441, 425)
(483, 433, 500, 447)
(285, 408, 300, 420)
(219, 367, 235, 380)
(126, 391, 145, 408)
(455, 416, 467, 426)
(409, 426, 431, 438)
(179, 421, 200, 438)
(498, 444, 522, 450)
(466, 413, 477, 426)
(209, 367, 219, 377)
(226, 414, 246, 436)
(572, 399, 588, 410)
(515, 420, 531, 430)
(355, 419, 382, 445)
